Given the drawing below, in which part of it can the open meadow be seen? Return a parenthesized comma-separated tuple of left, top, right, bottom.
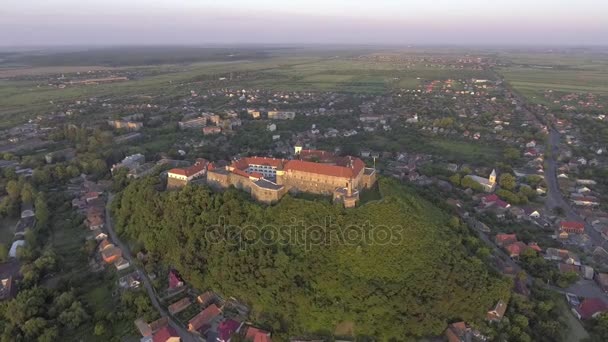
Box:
(497, 51, 608, 105)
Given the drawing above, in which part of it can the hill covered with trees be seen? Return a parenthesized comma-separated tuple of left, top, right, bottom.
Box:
(113, 177, 511, 340)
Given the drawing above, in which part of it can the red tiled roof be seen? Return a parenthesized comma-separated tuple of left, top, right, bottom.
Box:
(482, 194, 499, 203)
(576, 298, 608, 319)
(245, 326, 272, 342)
(243, 157, 283, 168)
(284, 157, 365, 179)
(249, 172, 263, 179)
(495, 199, 510, 208)
(232, 168, 251, 179)
(559, 263, 580, 274)
(561, 221, 585, 230)
(153, 326, 179, 342)
(506, 241, 527, 257)
(169, 159, 208, 177)
(495, 233, 517, 245)
(168, 297, 191, 314)
(299, 149, 335, 162)
(168, 270, 184, 289)
(188, 304, 221, 332)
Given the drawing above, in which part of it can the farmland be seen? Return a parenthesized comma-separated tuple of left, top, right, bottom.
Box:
(497, 51, 608, 105)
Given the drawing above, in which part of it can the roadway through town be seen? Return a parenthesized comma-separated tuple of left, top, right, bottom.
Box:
(543, 128, 607, 249)
(105, 194, 201, 342)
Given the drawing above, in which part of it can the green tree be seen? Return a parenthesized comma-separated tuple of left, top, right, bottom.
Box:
(94, 321, 107, 336)
(35, 194, 49, 231)
(0, 244, 7, 262)
(504, 147, 521, 161)
(499, 173, 516, 191)
(449, 173, 461, 186)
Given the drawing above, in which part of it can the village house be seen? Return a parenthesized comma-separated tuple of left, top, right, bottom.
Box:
(243, 326, 272, 342)
(197, 291, 218, 307)
(169, 269, 185, 289)
(188, 304, 221, 334)
(168, 297, 192, 315)
(487, 300, 508, 322)
(203, 126, 222, 135)
(153, 325, 180, 342)
(596, 273, 608, 293)
(443, 321, 484, 342)
(573, 298, 608, 320)
(114, 257, 130, 271)
(560, 221, 585, 234)
(544, 248, 581, 266)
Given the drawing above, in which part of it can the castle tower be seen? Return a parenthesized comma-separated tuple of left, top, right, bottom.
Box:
(275, 162, 285, 185)
(489, 169, 497, 185)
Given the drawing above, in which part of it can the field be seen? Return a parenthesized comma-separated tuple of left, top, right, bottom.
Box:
(497, 51, 608, 104)
(0, 48, 494, 128)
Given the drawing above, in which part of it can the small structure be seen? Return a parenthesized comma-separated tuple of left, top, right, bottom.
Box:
(217, 319, 243, 342)
(560, 221, 585, 234)
(445, 321, 472, 342)
(244, 326, 271, 342)
(596, 273, 608, 293)
(169, 269, 184, 289)
(114, 257, 130, 271)
(168, 297, 192, 315)
(8, 240, 25, 258)
(196, 291, 217, 307)
(20, 202, 35, 218)
(487, 299, 508, 322)
(188, 304, 221, 334)
(573, 298, 608, 320)
(153, 325, 180, 342)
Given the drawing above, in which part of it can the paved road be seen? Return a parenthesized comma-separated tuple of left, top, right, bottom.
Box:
(543, 128, 607, 249)
(105, 194, 200, 342)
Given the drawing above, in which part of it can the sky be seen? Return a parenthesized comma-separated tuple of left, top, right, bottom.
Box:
(1, 0, 607, 46)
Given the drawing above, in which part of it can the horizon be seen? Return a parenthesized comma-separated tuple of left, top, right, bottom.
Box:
(2, 0, 608, 47)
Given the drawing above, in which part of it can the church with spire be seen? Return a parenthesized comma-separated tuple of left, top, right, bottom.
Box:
(464, 169, 497, 192)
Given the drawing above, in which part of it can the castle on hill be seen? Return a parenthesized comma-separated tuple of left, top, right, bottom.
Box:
(168, 146, 377, 207)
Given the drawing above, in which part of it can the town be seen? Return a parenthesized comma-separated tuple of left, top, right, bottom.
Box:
(0, 43, 607, 342)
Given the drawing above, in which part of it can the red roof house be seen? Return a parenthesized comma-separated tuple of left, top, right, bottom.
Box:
(505, 241, 527, 258)
(188, 304, 221, 333)
(153, 326, 180, 342)
(244, 326, 271, 342)
(560, 221, 585, 234)
(168, 158, 208, 181)
(573, 298, 608, 320)
(495, 233, 517, 247)
(168, 269, 184, 289)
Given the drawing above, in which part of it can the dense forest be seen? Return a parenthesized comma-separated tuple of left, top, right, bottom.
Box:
(113, 177, 511, 340)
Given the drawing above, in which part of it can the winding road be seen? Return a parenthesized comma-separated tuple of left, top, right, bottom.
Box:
(105, 194, 201, 342)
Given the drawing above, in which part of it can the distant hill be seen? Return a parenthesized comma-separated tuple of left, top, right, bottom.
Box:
(113, 177, 511, 340)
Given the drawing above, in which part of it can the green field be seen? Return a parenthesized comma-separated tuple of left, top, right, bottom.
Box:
(0, 54, 494, 128)
(497, 52, 608, 104)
